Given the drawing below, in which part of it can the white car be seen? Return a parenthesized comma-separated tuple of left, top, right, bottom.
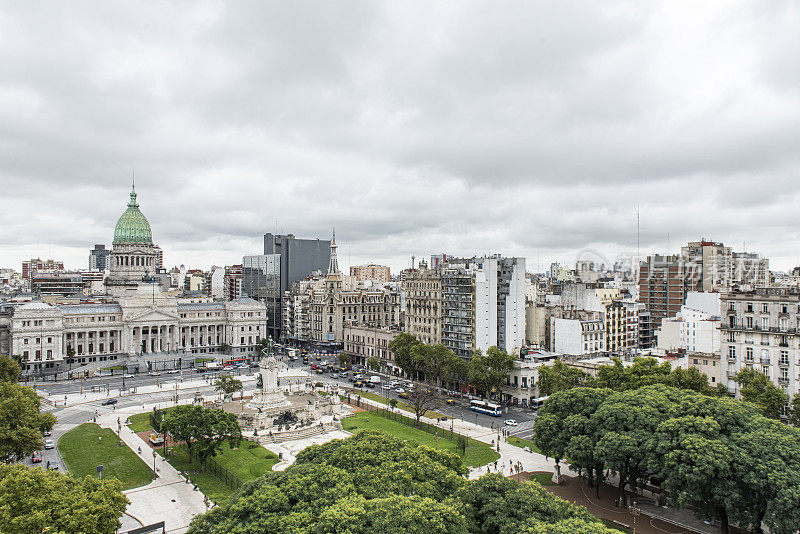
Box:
(44, 439, 55, 450)
(395, 388, 405, 394)
(148, 371, 160, 376)
(122, 374, 134, 379)
(504, 419, 519, 427)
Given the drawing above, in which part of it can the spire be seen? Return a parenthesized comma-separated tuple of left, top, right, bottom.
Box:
(328, 230, 339, 275)
(128, 180, 139, 208)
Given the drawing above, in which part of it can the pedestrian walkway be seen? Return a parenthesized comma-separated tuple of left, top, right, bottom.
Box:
(96, 402, 207, 533)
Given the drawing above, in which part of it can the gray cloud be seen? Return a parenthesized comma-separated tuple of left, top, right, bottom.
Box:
(1, 1, 799, 274)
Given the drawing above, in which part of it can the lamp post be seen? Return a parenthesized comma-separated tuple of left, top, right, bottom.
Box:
(152, 450, 157, 480)
(629, 500, 639, 534)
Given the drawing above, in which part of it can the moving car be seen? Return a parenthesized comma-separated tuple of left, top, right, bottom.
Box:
(446, 399, 456, 406)
(398, 391, 409, 399)
(31, 451, 42, 463)
(330, 373, 339, 379)
(122, 374, 134, 379)
(167, 369, 180, 374)
(148, 371, 161, 376)
(101, 398, 118, 406)
(47, 460, 59, 470)
(395, 388, 405, 394)
(504, 419, 519, 427)
(43, 430, 52, 436)
(44, 439, 55, 450)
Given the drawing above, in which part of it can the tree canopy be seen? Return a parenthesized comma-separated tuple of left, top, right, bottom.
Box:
(732, 368, 789, 419)
(214, 374, 243, 400)
(468, 347, 516, 397)
(0, 354, 21, 383)
(163, 405, 241, 464)
(0, 381, 56, 462)
(535, 384, 800, 533)
(188, 430, 611, 534)
(0, 463, 128, 534)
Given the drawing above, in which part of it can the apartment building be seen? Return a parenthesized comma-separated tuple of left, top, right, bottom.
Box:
(681, 239, 769, 292)
(720, 287, 800, 401)
(549, 313, 606, 357)
(350, 264, 390, 283)
(605, 299, 638, 356)
(342, 325, 400, 373)
(402, 262, 442, 345)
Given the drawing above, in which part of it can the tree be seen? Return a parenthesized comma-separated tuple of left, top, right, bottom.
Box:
(163, 405, 241, 465)
(0, 382, 56, 462)
(0, 354, 21, 382)
(649, 393, 758, 533)
(790, 393, 800, 426)
(591, 385, 686, 507)
(732, 368, 788, 419)
(316, 494, 467, 533)
(215, 374, 243, 400)
(189, 430, 605, 534)
(533, 387, 613, 496)
(407, 386, 439, 424)
(219, 342, 231, 355)
(0, 463, 128, 534)
(456, 473, 611, 534)
(388, 333, 423, 378)
(468, 346, 515, 397)
(366, 356, 379, 371)
(388, 398, 398, 411)
(537, 360, 590, 396)
(338, 353, 351, 366)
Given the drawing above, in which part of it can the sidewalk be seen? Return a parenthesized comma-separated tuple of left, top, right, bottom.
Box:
(96, 403, 207, 533)
(37, 374, 257, 408)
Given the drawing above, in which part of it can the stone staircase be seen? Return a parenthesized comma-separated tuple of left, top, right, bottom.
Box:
(254, 421, 341, 444)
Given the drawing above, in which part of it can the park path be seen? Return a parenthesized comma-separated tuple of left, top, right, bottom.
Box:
(96, 402, 208, 533)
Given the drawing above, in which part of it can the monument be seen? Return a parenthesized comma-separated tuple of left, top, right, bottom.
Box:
(247, 341, 291, 414)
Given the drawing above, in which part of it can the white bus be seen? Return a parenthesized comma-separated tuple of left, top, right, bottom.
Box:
(469, 399, 502, 417)
(530, 395, 550, 410)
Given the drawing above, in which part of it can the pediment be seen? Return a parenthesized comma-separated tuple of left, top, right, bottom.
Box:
(128, 308, 179, 323)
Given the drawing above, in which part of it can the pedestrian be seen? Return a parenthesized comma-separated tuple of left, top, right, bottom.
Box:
(494, 461, 497, 470)
(98, 436, 102, 444)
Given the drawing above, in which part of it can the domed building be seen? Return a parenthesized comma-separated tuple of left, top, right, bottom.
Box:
(105, 184, 157, 295)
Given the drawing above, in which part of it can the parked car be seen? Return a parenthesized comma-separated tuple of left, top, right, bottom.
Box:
(101, 398, 118, 406)
(44, 439, 55, 450)
(504, 419, 518, 427)
(31, 451, 42, 463)
(46, 460, 59, 470)
(43, 430, 52, 436)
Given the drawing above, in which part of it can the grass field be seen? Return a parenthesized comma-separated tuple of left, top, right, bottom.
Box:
(347, 390, 446, 419)
(127, 407, 178, 433)
(158, 440, 279, 505)
(527, 471, 555, 486)
(58, 423, 154, 490)
(507, 435, 542, 454)
(342, 411, 499, 467)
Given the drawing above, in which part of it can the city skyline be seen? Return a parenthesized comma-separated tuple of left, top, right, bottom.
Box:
(2, 2, 799, 272)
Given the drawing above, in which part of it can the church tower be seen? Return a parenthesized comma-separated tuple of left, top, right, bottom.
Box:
(325, 230, 342, 292)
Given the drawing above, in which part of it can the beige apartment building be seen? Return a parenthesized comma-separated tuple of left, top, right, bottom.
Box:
(402, 263, 442, 345)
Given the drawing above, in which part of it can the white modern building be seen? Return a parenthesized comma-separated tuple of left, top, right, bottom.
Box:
(656, 291, 721, 355)
(549, 314, 606, 357)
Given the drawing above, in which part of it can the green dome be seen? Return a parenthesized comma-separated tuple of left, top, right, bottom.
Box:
(113, 185, 152, 244)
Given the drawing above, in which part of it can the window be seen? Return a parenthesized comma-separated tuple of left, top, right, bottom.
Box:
(746, 347, 753, 361)
(728, 346, 736, 359)
(763, 303, 769, 313)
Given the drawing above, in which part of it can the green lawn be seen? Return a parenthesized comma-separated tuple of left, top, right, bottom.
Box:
(58, 423, 154, 490)
(507, 435, 542, 454)
(527, 471, 555, 486)
(347, 390, 446, 419)
(158, 440, 278, 506)
(102, 365, 126, 371)
(342, 411, 499, 467)
(126, 407, 180, 434)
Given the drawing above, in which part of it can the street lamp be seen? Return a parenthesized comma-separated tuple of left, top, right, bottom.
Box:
(152, 450, 157, 480)
(629, 500, 639, 534)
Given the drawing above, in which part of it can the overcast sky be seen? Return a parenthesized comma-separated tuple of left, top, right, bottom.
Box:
(1, 1, 799, 275)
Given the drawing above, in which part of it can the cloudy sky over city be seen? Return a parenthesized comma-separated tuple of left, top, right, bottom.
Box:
(1, 1, 799, 273)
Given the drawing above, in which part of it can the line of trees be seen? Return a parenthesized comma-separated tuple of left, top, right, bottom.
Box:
(534, 384, 800, 534)
(387, 333, 516, 398)
(188, 429, 621, 534)
(537, 355, 800, 422)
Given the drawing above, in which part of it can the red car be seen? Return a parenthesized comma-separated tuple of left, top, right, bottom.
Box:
(31, 451, 42, 464)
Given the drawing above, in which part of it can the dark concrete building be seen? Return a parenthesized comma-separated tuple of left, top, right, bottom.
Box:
(263, 233, 331, 340)
(89, 244, 110, 272)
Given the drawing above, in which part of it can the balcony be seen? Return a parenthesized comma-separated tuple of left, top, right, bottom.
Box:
(778, 378, 790, 386)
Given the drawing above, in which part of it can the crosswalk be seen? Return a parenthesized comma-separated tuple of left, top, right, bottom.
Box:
(508, 420, 536, 439)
